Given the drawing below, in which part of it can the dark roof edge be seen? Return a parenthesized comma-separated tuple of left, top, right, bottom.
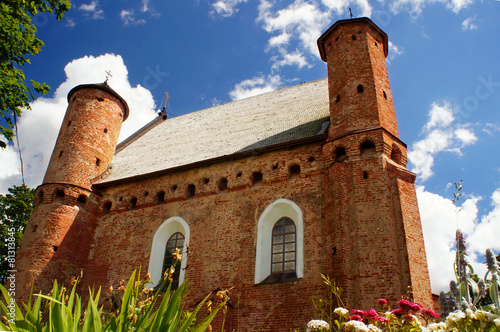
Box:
(317, 17, 389, 61)
(68, 83, 130, 120)
(93, 133, 327, 188)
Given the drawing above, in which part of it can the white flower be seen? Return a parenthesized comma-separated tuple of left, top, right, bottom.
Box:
(494, 318, 500, 327)
(345, 320, 369, 332)
(367, 324, 382, 332)
(334, 307, 349, 316)
(306, 319, 330, 332)
(446, 310, 466, 325)
(422, 322, 447, 331)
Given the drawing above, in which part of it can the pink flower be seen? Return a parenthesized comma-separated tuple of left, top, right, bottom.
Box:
(352, 309, 365, 316)
(421, 308, 439, 319)
(377, 299, 387, 306)
(391, 308, 405, 317)
(348, 314, 363, 321)
(365, 308, 379, 318)
(397, 299, 422, 313)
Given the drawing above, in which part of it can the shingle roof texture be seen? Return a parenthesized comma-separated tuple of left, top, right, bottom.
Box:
(99, 78, 330, 184)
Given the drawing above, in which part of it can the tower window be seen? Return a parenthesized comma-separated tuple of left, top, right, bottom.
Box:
(156, 191, 165, 204)
(288, 164, 301, 179)
(335, 95, 341, 103)
(104, 128, 108, 133)
(251, 171, 263, 186)
(103, 201, 112, 214)
(130, 197, 137, 210)
(186, 184, 196, 198)
(218, 177, 228, 191)
(383, 91, 388, 99)
(97, 97, 104, 102)
(162, 232, 185, 289)
(271, 217, 296, 274)
(352, 35, 357, 41)
(335, 147, 346, 162)
(55, 190, 65, 199)
(58, 151, 63, 158)
(77, 195, 87, 204)
(96, 158, 101, 166)
(357, 84, 364, 93)
(360, 141, 376, 156)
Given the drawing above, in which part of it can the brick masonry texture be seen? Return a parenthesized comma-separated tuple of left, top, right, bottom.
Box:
(16, 18, 432, 331)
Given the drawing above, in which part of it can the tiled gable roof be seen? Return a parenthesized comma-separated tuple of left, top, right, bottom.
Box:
(98, 78, 330, 184)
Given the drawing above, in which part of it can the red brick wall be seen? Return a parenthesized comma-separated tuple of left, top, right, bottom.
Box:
(83, 143, 328, 331)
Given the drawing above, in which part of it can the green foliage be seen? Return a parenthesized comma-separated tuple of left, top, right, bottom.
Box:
(0, 268, 228, 331)
(0, 185, 34, 283)
(0, 0, 71, 148)
(311, 274, 345, 330)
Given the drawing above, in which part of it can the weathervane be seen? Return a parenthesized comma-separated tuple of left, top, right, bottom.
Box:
(105, 70, 113, 84)
(349, 7, 353, 19)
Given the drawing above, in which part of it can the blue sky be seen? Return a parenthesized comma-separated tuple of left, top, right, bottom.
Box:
(1, 0, 499, 294)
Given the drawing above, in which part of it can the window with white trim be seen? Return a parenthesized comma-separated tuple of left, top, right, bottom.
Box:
(148, 217, 190, 287)
(255, 199, 303, 284)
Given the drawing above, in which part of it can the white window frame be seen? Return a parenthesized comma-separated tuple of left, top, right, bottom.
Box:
(254, 199, 304, 284)
(148, 217, 190, 287)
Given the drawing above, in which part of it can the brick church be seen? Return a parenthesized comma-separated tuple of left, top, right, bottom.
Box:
(16, 17, 432, 331)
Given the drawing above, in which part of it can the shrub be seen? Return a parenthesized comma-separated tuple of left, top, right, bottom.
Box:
(0, 267, 228, 331)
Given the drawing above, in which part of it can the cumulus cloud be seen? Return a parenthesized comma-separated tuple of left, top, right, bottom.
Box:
(258, 0, 330, 59)
(408, 101, 478, 181)
(0, 54, 157, 194)
(418, 185, 500, 293)
(211, 0, 248, 17)
(229, 74, 282, 100)
(462, 16, 478, 31)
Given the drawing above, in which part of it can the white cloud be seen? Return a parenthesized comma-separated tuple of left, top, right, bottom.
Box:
(408, 101, 478, 181)
(388, 41, 404, 62)
(418, 185, 500, 293)
(211, 0, 248, 17)
(462, 16, 478, 31)
(271, 50, 310, 70)
(120, 9, 146, 26)
(0, 54, 156, 194)
(79, 1, 98, 12)
(141, 0, 150, 12)
(229, 74, 282, 100)
(65, 18, 76, 28)
(258, 0, 330, 57)
(483, 122, 500, 136)
(389, 0, 474, 16)
(417, 186, 484, 293)
(79, 1, 104, 20)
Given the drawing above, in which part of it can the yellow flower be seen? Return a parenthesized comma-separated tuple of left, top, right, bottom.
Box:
(173, 248, 182, 261)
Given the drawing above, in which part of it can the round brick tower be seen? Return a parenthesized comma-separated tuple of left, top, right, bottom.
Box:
(15, 83, 128, 300)
(318, 18, 432, 309)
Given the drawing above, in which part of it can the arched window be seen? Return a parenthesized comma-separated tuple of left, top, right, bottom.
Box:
(162, 232, 185, 289)
(255, 199, 303, 284)
(271, 218, 296, 274)
(148, 217, 190, 287)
